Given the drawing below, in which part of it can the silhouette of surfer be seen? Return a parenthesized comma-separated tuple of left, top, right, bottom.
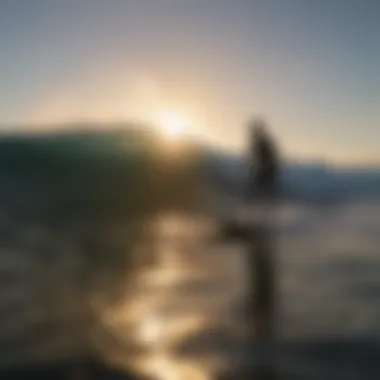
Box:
(246, 119, 278, 379)
(247, 118, 279, 202)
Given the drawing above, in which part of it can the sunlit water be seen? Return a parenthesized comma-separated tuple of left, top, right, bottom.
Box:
(1, 201, 380, 379)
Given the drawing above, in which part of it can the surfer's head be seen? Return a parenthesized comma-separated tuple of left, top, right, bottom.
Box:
(248, 117, 267, 140)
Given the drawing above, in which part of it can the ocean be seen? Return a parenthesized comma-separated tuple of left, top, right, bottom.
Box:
(0, 132, 379, 379)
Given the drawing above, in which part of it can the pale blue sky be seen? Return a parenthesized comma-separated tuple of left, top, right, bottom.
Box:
(1, 0, 379, 163)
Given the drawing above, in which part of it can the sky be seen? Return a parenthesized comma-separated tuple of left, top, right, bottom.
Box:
(1, 0, 379, 164)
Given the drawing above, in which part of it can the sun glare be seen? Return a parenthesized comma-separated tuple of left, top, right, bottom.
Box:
(156, 111, 189, 139)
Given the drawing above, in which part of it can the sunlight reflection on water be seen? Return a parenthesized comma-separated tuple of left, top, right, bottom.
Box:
(100, 213, 246, 379)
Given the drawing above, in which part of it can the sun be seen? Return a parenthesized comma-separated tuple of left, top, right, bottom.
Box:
(156, 111, 189, 139)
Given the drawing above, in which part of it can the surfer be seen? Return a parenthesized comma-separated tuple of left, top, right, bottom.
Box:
(247, 118, 280, 202)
